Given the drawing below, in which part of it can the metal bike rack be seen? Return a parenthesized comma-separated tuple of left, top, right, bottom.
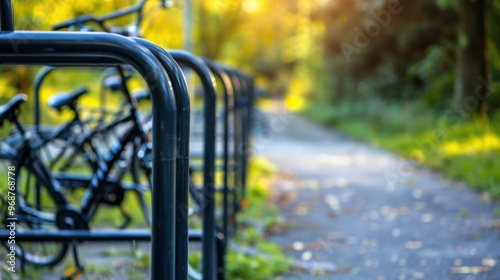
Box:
(0, 0, 14, 32)
(223, 67, 244, 217)
(169, 50, 218, 280)
(131, 38, 191, 280)
(0, 2, 182, 278)
(202, 59, 235, 279)
(238, 72, 251, 201)
(29, 38, 194, 280)
(7, 229, 203, 242)
(232, 71, 255, 204)
(1, 2, 257, 280)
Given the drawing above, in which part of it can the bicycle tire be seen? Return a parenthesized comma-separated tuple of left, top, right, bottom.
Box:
(0, 152, 69, 267)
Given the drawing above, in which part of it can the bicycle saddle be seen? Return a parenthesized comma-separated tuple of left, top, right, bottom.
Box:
(131, 89, 150, 102)
(103, 74, 132, 92)
(48, 87, 88, 111)
(0, 94, 28, 124)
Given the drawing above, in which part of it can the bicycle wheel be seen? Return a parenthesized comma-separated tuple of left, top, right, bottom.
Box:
(0, 152, 69, 267)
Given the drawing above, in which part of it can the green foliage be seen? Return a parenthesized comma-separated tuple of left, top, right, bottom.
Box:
(494, 208, 500, 218)
(132, 249, 151, 270)
(188, 228, 292, 280)
(408, 44, 456, 107)
(226, 244, 292, 280)
(238, 157, 280, 225)
(188, 157, 292, 280)
(458, 208, 470, 218)
(320, 0, 458, 103)
(436, 0, 459, 10)
(303, 98, 500, 198)
(235, 227, 263, 246)
(188, 252, 202, 272)
(227, 158, 292, 279)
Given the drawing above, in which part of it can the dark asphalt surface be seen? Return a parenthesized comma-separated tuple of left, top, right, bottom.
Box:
(257, 110, 500, 280)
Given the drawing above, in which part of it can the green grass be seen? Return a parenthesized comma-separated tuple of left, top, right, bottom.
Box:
(302, 98, 500, 197)
(188, 157, 292, 280)
(227, 157, 292, 279)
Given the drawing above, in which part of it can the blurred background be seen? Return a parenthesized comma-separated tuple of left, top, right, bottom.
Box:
(2, 0, 499, 195)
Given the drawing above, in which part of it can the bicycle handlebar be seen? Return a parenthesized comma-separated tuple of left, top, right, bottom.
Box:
(52, 15, 102, 31)
(52, 0, 150, 31)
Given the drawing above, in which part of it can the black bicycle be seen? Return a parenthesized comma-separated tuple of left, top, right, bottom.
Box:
(34, 69, 154, 229)
(0, 89, 152, 266)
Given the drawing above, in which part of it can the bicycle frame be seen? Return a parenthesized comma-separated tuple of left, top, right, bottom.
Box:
(79, 122, 144, 217)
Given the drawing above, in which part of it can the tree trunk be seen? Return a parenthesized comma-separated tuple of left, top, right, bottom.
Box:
(454, 0, 488, 115)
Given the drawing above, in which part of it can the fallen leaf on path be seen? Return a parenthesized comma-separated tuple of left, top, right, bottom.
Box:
(278, 171, 298, 180)
(326, 210, 338, 219)
(306, 223, 319, 230)
(277, 191, 298, 206)
(482, 258, 496, 267)
(451, 266, 489, 274)
(481, 220, 500, 230)
(341, 208, 363, 215)
(301, 251, 313, 261)
(291, 260, 341, 274)
(421, 213, 433, 223)
(293, 241, 305, 251)
(407, 177, 414, 186)
(405, 241, 422, 250)
(283, 239, 341, 251)
(412, 272, 425, 279)
(266, 224, 285, 234)
(481, 192, 492, 203)
(399, 207, 412, 215)
(491, 220, 500, 228)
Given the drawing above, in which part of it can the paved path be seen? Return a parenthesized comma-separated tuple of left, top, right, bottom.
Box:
(257, 109, 500, 280)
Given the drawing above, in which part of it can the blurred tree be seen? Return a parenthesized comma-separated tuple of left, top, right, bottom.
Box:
(320, 0, 457, 104)
(196, 0, 245, 60)
(489, 0, 500, 111)
(192, 0, 325, 97)
(4, 0, 317, 98)
(453, 0, 488, 114)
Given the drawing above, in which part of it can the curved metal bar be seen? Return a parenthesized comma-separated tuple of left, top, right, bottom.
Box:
(169, 50, 217, 280)
(223, 67, 243, 218)
(236, 72, 250, 202)
(203, 59, 233, 235)
(202, 59, 235, 280)
(243, 74, 255, 160)
(0, 0, 14, 32)
(0, 31, 178, 280)
(132, 38, 191, 280)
